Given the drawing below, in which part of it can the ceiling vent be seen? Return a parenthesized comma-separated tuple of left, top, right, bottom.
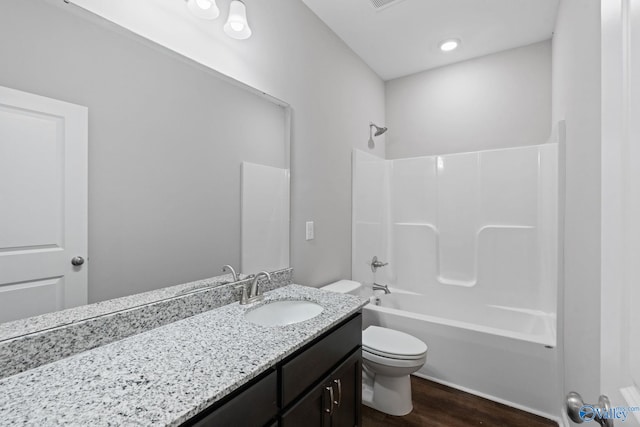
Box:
(368, 0, 406, 11)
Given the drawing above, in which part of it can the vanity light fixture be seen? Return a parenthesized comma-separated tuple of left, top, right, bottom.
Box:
(439, 38, 460, 52)
(186, 0, 220, 20)
(185, 0, 252, 40)
(224, 0, 252, 40)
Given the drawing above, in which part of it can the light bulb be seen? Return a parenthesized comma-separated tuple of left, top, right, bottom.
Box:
(196, 0, 212, 9)
(224, 0, 252, 40)
(187, 0, 220, 20)
(230, 22, 245, 32)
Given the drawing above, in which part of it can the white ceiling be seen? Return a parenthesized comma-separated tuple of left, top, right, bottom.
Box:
(301, 0, 560, 81)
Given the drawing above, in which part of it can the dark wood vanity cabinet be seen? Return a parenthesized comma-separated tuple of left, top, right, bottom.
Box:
(181, 312, 362, 427)
(281, 349, 361, 427)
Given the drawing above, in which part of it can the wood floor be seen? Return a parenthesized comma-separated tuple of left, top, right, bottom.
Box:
(362, 376, 558, 427)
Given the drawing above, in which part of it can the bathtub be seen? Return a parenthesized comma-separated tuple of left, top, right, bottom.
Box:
(362, 290, 561, 419)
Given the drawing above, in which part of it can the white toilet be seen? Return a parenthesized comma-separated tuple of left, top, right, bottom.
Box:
(321, 280, 428, 416)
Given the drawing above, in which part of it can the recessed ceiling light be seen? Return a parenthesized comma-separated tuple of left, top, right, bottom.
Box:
(439, 39, 460, 52)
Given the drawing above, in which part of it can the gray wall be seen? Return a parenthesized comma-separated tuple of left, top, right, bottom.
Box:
(552, 0, 602, 406)
(385, 41, 552, 158)
(0, 0, 286, 303)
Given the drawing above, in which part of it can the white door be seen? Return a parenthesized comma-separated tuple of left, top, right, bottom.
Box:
(568, 1, 640, 425)
(0, 86, 88, 323)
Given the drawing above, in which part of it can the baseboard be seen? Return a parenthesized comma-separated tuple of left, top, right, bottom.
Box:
(411, 372, 565, 425)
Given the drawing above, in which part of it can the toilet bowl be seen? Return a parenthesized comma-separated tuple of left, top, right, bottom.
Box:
(321, 280, 428, 416)
(362, 325, 427, 415)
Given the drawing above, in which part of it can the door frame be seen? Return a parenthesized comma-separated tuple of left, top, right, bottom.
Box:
(600, 0, 640, 423)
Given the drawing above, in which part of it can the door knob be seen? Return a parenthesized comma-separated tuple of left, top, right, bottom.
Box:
(566, 391, 614, 427)
(71, 256, 85, 266)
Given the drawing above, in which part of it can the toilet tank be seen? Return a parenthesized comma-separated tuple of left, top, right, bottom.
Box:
(321, 280, 362, 295)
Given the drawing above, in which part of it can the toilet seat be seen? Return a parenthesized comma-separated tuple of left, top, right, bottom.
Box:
(363, 346, 426, 361)
(362, 326, 427, 360)
(363, 348, 427, 368)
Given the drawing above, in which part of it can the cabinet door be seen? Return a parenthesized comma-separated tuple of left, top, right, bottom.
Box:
(281, 348, 362, 427)
(330, 350, 362, 427)
(280, 380, 330, 427)
(186, 370, 277, 427)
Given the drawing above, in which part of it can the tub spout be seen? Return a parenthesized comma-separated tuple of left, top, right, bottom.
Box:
(373, 283, 391, 294)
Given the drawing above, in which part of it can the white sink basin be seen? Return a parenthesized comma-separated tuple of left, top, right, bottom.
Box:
(245, 300, 324, 326)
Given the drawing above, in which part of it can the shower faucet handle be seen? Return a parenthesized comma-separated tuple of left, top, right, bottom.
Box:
(370, 256, 388, 272)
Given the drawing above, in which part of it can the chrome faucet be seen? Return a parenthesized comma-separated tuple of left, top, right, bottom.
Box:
(237, 271, 271, 305)
(222, 265, 239, 282)
(250, 271, 270, 299)
(372, 282, 391, 294)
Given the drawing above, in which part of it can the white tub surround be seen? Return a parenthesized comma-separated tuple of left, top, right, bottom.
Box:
(352, 143, 559, 418)
(241, 162, 290, 273)
(0, 284, 367, 426)
(352, 145, 558, 321)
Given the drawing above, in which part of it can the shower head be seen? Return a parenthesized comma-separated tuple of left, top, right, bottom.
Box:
(370, 123, 388, 136)
(368, 122, 388, 149)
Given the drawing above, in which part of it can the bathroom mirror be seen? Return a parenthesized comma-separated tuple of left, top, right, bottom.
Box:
(0, 0, 290, 328)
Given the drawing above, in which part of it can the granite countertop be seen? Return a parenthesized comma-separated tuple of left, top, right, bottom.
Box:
(0, 284, 367, 426)
(0, 273, 243, 342)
